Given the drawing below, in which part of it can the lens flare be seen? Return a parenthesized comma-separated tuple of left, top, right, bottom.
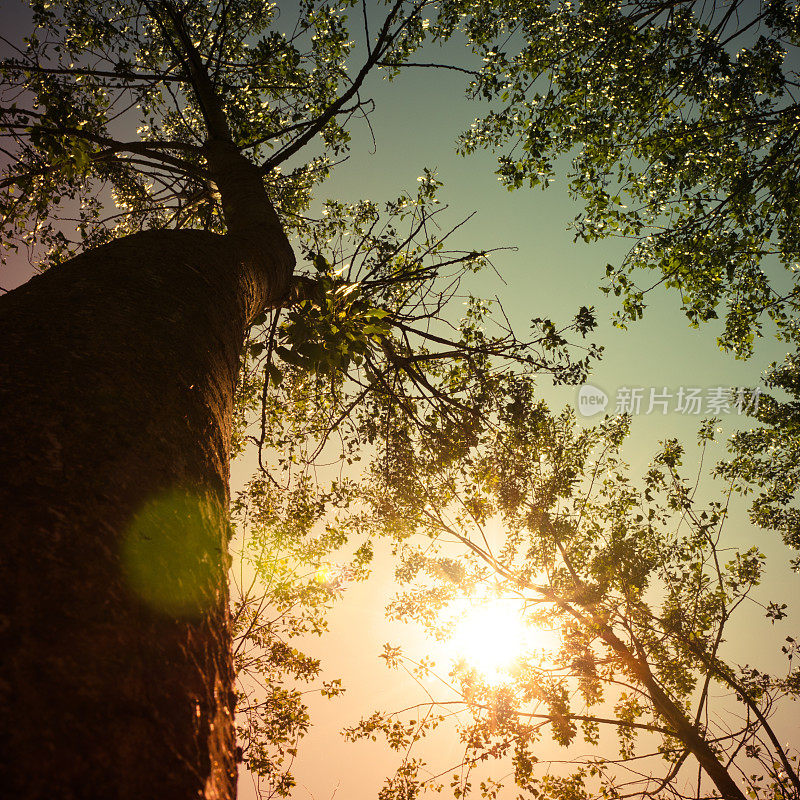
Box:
(122, 489, 224, 616)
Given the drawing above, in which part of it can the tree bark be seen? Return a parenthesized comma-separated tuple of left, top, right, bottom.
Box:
(0, 223, 291, 798)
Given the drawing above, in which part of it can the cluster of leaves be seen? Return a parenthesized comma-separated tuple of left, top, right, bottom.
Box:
(428, 0, 800, 356)
(230, 173, 606, 792)
(719, 315, 800, 560)
(229, 442, 375, 796)
(0, 0, 433, 268)
(236, 174, 603, 466)
(344, 379, 799, 800)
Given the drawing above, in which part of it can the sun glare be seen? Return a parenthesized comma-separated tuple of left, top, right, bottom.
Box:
(444, 597, 557, 683)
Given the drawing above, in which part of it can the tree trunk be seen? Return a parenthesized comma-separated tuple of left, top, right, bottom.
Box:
(0, 225, 290, 799)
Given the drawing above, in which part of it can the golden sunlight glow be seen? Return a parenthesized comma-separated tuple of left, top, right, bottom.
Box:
(443, 597, 558, 683)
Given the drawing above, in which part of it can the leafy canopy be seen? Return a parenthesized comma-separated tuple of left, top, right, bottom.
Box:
(431, 0, 800, 357)
(347, 381, 800, 800)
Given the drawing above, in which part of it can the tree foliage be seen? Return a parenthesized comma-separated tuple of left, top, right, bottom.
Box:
(228, 174, 600, 791)
(348, 387, 799, 800)
(719, 321, 800, 559)
(1, 0, 389, 261)
(430, 0, 800, 357)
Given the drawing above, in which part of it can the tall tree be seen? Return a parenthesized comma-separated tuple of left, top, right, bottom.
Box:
(0, 1, 595, 796)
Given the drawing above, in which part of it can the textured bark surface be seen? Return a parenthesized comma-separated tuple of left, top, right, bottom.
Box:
(0, 228, 277, 799)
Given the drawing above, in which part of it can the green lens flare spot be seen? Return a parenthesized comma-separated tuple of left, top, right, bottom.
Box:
(122, 490, 223, 616)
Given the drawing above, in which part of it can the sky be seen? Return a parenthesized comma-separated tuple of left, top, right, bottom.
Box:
(229, 9, 796, 799)
(1, 1, 797, 798)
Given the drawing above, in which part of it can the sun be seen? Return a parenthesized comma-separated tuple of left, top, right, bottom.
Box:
(444, 597, 556, 683)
